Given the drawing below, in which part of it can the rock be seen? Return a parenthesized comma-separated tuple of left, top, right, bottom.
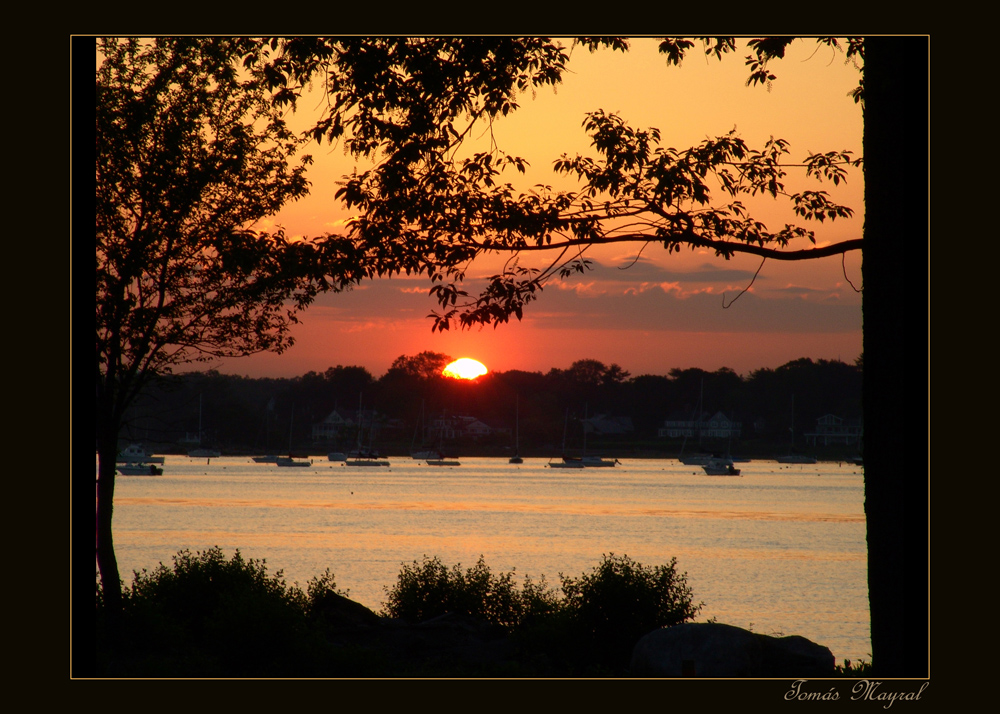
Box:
(630, 622, 836, 677)
(309, 590, 383, 630)
(319, 606, 517, 675)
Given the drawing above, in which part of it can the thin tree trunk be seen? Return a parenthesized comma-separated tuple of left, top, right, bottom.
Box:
(96, 434, 123, 616)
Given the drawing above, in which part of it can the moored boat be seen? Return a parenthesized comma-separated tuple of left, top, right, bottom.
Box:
(116, 443, 165, 464)
(117, 463, 163, 476)
(547, 459, 584, 469)
(576, 455, 619, 468)
(275, 457, 311, 467)
(702, 457, 741, 476)
(346, 457, 391, 467)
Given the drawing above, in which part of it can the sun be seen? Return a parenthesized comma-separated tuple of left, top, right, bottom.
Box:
(442, 358, 488, 380)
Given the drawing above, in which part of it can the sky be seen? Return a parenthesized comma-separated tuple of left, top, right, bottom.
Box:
(204, 38, 865, 380)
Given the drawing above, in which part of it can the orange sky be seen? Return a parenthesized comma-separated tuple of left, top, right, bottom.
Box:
(206, 38, 864, 379)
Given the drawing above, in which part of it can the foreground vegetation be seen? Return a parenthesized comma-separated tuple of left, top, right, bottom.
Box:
(93, 547, 874, 678)
(95, 547, 705, 677)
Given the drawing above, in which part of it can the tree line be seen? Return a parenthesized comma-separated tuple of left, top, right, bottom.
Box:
(120, 353, 862, 457)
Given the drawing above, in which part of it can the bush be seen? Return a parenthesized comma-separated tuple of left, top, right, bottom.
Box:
(381, 554, 559, 630)
(558, 553, 703, 669)
(381, 552, 702, 675)
(97, 547, 335, 676)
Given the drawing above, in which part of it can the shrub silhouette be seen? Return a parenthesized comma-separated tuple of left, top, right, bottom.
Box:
(96, 548, 702, 676)
(97, 547, 340, 676)
(381, 554, 559, 630)
(558, 553, 703, 669)
(382, 552, 701, 674)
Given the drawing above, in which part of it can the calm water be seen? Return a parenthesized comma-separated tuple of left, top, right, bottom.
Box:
(106, 455, 870, 663)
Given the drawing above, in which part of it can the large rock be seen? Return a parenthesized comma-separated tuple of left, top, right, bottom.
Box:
(319, 606, 517, 676)
(631, 622, 836, 677)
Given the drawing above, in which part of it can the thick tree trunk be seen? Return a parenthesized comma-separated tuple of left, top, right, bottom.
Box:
(862, 37, 929, 677)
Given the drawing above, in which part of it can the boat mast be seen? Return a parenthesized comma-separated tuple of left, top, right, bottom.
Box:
(789, 394, 796, 451)
(561, 408, 570, 457)
(515, 396, 520, 454)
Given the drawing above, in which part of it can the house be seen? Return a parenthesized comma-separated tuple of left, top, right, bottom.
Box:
(583, 414, 634, 435)
(311, 408, 359, 442)
(658, 411, 741, 439)
(430, 415, 495, 440)
(805, 414, 863, 446)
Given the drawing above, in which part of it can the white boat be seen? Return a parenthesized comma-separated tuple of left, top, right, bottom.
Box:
(547, 459, 584, 469)
(116, 443, 165, 464)
(702, 457, 741, 476)
(117, 463, 163, 476)
(275, 457, 311, 467)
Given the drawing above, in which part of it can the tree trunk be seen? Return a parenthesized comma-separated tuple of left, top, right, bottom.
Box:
(862, 36, 929, 677)
(96, 442, 123, 616)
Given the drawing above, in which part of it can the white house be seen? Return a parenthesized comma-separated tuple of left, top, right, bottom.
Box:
(658, 411, 741, 439)
(430, 415, 494, 440)
(805, 414, 862, 446)
(311, 409, 355, 442)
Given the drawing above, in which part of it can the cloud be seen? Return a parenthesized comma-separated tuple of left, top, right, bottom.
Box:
(302, 254, 860, 337)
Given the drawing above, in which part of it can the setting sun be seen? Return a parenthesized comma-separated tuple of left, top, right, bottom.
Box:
(442, 358, 488, 380)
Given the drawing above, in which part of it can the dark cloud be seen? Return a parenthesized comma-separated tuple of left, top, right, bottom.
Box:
(587, 257, 766, 284)
(305, 256, 860, 337)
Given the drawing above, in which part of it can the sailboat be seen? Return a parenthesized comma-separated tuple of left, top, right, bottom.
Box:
(548, 409, 584, 468)
(776, 395, 818, 464)
(565, 404, 618, 467)
(678, 378, 712, 465)
(254, 398, 281, 462)
(702, 413, 741, 476)
(346, 395, 390, 467)
(411, 400, 448, 460)
(276, 406, 311, 466)
(188, 394, 222, 458)
(509, 396, 523, 464)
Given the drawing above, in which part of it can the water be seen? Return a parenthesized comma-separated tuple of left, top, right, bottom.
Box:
(106, 455, 870, 663)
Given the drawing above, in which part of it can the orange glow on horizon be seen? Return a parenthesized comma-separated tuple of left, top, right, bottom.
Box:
(442, 358, 488, 380)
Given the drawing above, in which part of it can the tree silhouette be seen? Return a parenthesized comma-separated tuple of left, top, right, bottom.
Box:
(94, 38, 359, 614)
(256, 36, 922, 676)
(254, 38, 862, 330)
